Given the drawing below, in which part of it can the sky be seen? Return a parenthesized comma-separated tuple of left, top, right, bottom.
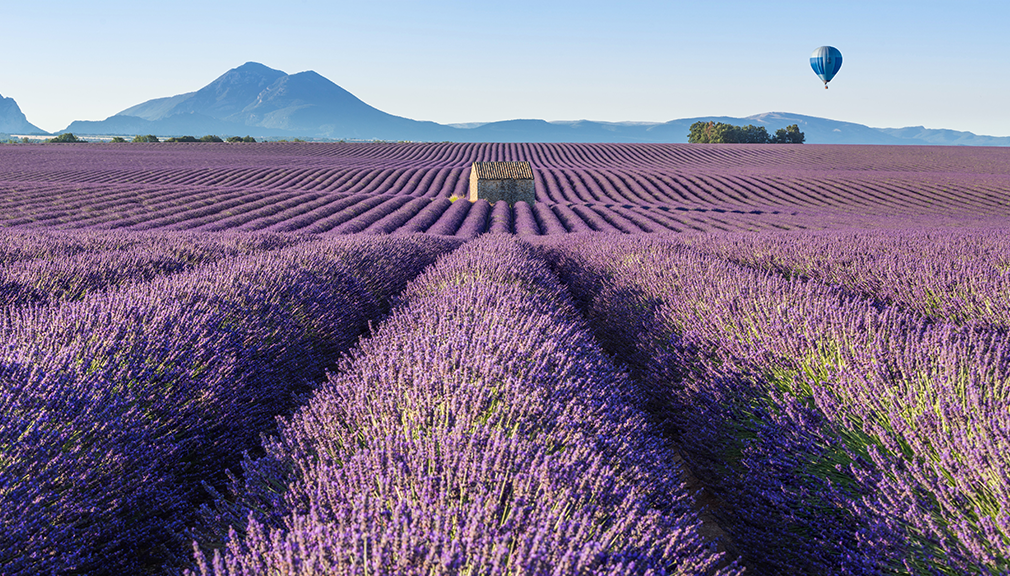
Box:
(3, 0, 1007, 136)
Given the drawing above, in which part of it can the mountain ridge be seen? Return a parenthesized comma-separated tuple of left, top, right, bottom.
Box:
(5, 62, 1002, 145)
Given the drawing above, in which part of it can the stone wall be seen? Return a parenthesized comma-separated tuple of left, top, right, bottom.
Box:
(468, 178, 535, 205)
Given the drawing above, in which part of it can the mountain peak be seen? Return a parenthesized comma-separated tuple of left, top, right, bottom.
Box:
(234, 61, 281, 73)
(0, 94, 47, 134)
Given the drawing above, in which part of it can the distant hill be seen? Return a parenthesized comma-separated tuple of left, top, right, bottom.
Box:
(60, 62, 1010, 146)
(0, 94, 47, 134)
(875, 125, 1010, 146)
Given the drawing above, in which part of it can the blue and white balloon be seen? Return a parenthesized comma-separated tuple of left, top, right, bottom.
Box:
(810, 46, 843, 88)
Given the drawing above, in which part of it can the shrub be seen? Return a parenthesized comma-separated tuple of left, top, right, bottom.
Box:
(132, 134, 159, 143)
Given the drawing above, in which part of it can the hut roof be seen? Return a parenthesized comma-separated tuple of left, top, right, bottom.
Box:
(471, 161, 533, 180)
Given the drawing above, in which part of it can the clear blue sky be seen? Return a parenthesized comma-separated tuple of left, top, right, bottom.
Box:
(3, 0, 1007, 136)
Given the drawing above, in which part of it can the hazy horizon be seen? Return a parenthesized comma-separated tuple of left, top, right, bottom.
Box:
(4, 0, 1007, 136)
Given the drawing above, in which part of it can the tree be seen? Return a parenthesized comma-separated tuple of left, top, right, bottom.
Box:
(47, 133, 85, 143)
(688, 121, 717, 143)
(772, 124, 805, 144)
(132, 134, 159, 142)
(110, 136, 126, 143)
(226, 136, 258, 143)
(688, 121, 754, 143)
(200, 135, 223, 142)
(735, 124, 771, 143)
(166, 136, 198, 142)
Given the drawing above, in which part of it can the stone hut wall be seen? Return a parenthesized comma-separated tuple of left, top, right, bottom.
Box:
(469, 178, 535, 205)
(468, 161, 535, 205)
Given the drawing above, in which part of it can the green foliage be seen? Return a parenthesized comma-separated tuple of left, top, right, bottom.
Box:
(20, 137, 31, 144)
(110, 136, 127, 143)
(199, 135, 223, 143)
(736, 124, 771, 143)
(132, 134, 159, 143)
(225, 136, 256, 143)
(688, 121, 804, 144)
(772, 124, 805, 144)
(47, 133, 85, 144)
(166, 136, 198, 143)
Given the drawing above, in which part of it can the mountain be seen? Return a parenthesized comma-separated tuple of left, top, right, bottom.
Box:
(66, 62, 457, 141)
(61, 62, 1010, 145)
(0, 94, 48, 134)
(874, 126, 1010, 146)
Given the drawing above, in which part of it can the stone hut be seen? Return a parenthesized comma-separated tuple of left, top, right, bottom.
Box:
(468, 161, 535, 205)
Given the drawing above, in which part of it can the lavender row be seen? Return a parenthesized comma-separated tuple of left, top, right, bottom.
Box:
(0, 227, 291, 264)
(678, 227, 1010, 329)
(0, 230, 305, 309)
(534, 233, 1010, 575)
(0, 234, 459, 575)
(4, 142, 1009, 178)
(189, 234, 738, 576)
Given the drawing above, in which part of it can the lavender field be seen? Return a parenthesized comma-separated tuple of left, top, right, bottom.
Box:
(2, 142, 1010, 575)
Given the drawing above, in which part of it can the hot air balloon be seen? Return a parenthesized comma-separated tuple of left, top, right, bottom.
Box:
(810, 46, 842, 89)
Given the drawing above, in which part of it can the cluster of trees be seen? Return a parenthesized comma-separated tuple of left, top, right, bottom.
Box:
(163, 135, 219, 142)
(39, 133, 260, 144)
(688, 121, 805, 144)
(46, 133, 87, 143)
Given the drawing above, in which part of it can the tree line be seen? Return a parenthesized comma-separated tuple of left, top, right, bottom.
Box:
(40, 133, 258, 143)
(688, 121, 804, 144)
(122, 134, 256, 143)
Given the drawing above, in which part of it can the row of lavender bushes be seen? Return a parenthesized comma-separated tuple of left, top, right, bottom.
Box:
(0, 228, 300, 268)
(0, 230, 306, 308)
(534, 233, 1010, 575)
(188, 234, 739, 575)
(677, 227, 1010, 328)
(0, 233, 459, 575)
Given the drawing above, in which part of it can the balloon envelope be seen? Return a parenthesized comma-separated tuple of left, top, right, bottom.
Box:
(810, 46, 843, 85)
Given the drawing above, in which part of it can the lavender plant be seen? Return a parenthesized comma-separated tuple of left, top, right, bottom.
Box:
(0, 229, 303, 309)
(678, 227, 1010, 328)
(0, 234, 457, 575)
(535, 232, 1010, 575)
(190, 235, 739, 575)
